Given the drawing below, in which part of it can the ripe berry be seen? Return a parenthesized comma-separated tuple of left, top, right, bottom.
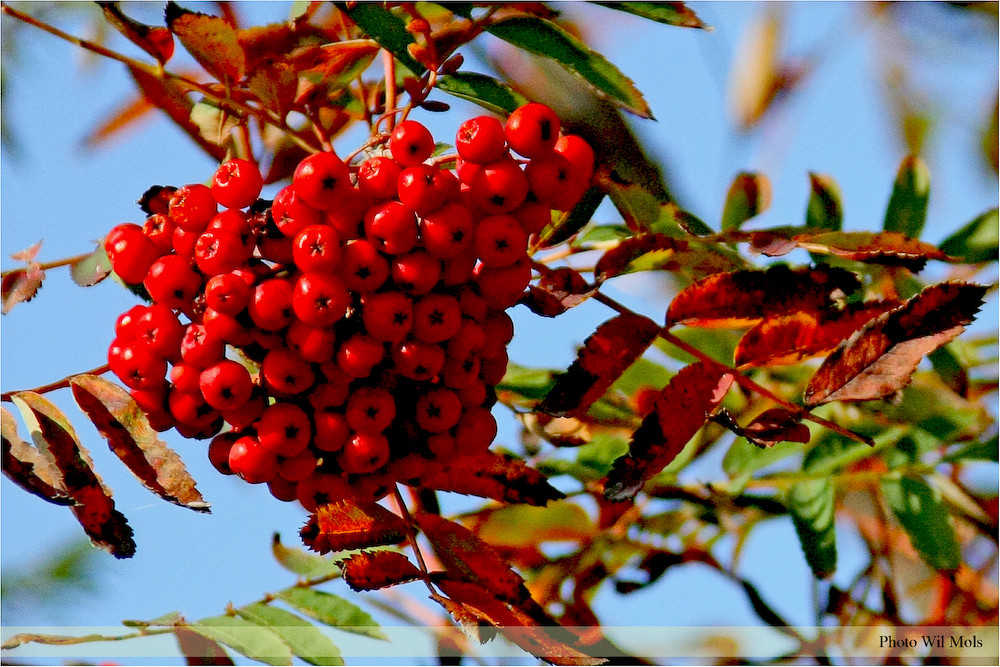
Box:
(268, 476, 299, 502)
(105, 224, 160, 285)
(169, 362, 202, 394)
(272, 185, 323, 238)
(194, 229, 252, 276)
(442, 350, 481, 389)
(469, 158, 529, 214)
(389, 120, 435, 167)
(357, 156, 402, 200)
(114, 304, 147, 342)
(312, 410, 351, 452)
(324, 187, 368, 241)
(340, 240, 390, 293)
(554, 134, 595, 185)
(455, 407, 498, 451)
(277, 449, 318, 482)
(208, 432, 237, 475)
(109, 340, 167, 391)
(392, 339, 445, 381)
(144, 255, 203, 310)
(456, 116, 507, 164)
(179, 323, 225, 368)
(474, 255, 531, 308)
(199, 359, 254, 411)
(340, 432, 390, 473)
(134, 304, 185, 360)
(228, 435, 277, 484)
(397, 165, 453, 215)
(261, 348, 315, 395)
(293, 152, 351, 210)
(168, 388, 219, 429)
(211, 159, 263, 210)
(222, 389, 266, 430)
(336, 333, 384, 378)
(361, 291, 413, 342)
(345, 386, 396, 433)
(505, 102, 560, 158)
(248, 278, 295, 332)
(206, 209, 255, 254)
(257, 402, 312, 457)
(142, 214, 176, 255)
(292, 272, 350, 327)
(172, 226, 199, 257)
(419, 202, 473, 258)
(286, 320, 337, 363)
(292, 225, 342, 274)
(474, 214, 528, 268)
(364, 201, 418, 255)
(412, 293, 462, 343)
(391, 251, 441, 296)
(204, 271, 251, 315)
(169, 184, 218, 232)
(415, 388, 462, 433)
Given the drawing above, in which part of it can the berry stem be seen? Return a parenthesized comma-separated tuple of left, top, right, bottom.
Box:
(1, 364, 112, 403)
(391, 484, 439, 595)
(0, 250, 95, 278)
(382, 49, 398, 132)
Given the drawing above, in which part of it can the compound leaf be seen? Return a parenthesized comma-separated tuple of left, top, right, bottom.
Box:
(190, 615, 292, 667)
(880, 475, 960, 572)
(338, 2, 424, 74)
(341, 550, 424, 592)
(787, 478, 837, 579)
(271, 533, 342, 580)
(1, 406, 72, 505)
(235, 603, 343, 667)
(299, 498, 407, 554)
(276, 588, 385, 640)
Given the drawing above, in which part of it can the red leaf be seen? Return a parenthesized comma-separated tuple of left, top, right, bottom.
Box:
(743, 408, 811, 448)
(1, 264, 44, 314)
(665, 265, 861, 328)
(174, 627, 234, 666)
(10, 391, 135, 558)
(166, 2, 246, 83)
(1, 407, 73, 505)
(99, 2, 174, 64)
(538, 313, 662, 417)
(341, 550, 424, 592)
(247, 62, 298, 121)
(604, 362, 734, 501)
(392, 451, 564, 507)
(300, 497, 407, 554)
(804, 282, 987, 406)
(70, 374, 208, 512)
(792, 230, 952, 271)
(521, 267, 596, 317)
(733, 300, 900, 368)
(593, 234, 687, 283)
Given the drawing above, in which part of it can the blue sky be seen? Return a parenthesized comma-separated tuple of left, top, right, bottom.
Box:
(1, 2, 997, 663)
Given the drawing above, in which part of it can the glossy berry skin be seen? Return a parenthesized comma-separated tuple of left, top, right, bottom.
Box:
(248, 278, 295, 332)
(286, 320, 337, 363)
(361, 291, 413, 343)
(340, 432, 390, 474)
(345, 386, 397, 433)
(340, 240, 390, 293)
(108, 340, 167, 391)
(133, 304, 185, 360)
(293, 152, 351, 210)
(336, 334, 384, 378)
(469, 158, 529, 214)
(474, 256, 531, 308)
(324, 188, 368, 241)
(206, 209, 254, 254)
(261, 348, 314, 395)
(391, 251, 441, 296)
(142, 214, 176, 255)
(397, 165, 453, 215)
(412, 293, 462, 343)
(194, 229, 252, 276)
(277, 449, 318, 482)
(312, 410, 351, 452)
(143, 255, 202, 310)
(204, 271, 251, 316)
(211, 159, 263, 209)
(474, 214, 529, 268)
(292, 272, 350, 327)
(208, 432, 237, 475)
(199, 359, 254, 411)
(105, 224, 160, 285)
(455, 407, 498, 451)
(357, 156, 402, 200)
(389, 120, 435, 167)
(179, 323, 225, 368)
(257, 402, 312, 457)
(555, 134, 595, 185)
(228, 435, 277, 484)
(505, 102, 560, 158)
(455, 115, 507, 164)
(419, 202, 473, 259)
(169, 184, 218, 232)
(363, 201, 418, 255)
(392, 339, 445, 381)
(292, 225, 342, 274)
(272, 185, 323, 238)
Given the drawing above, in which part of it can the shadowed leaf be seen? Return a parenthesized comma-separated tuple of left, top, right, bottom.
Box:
(522, 267, 596, 317)
(99, 2, 174, 64)
(2, 264, 44, 314)
(939, 208, 998, 264)
(1, 407, 72, 505)
(804, 282, 987, 405)
(787, 478, 837, 578)
(594, 2, 708, 28)
(721, 172, 771, 231)
(881, 475, 960, 572)
(190, 616, 292, 666)
(793, 230, 949, 271)
(166, 2, 246, 83)
(539, 313, 662, 417)
(594, 234, 685, 283)
(339, 2, 424, 74)
(883, 155, 930, 238)
(341, 550, 424, 592)
(235, 603, 343, 666)
(805, 172, 842, 231)
(604, 362, 733, 501)
(69, 242, 112, 287)
(743, 408, 811, 448)
(291, 40, 380, 105)
(537, 186, 604, 248)
(666, 265, 861, 328)
(437, 72, 529, 115)
(174, 626, 234, 666)
(70, 374, 208, 512)
(275, 588, 385, 640)
(300, 498, 407, 554)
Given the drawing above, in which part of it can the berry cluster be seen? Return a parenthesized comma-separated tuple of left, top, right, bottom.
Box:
(103, 103, 594, 509)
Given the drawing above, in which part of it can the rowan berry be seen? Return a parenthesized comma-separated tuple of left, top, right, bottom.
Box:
(454, 406, 498, 451)
(248, 278, 295, 332)
(415, 388, 462, 433)
(357, 156, 403, 201)
(208, 432, 237, 475)
(292, 272, 350, 327)
(206, 209, 255, 254)
(364, 201, 418, 255)
(257, 402, 312, 457)
(469, 158, 529, 213)
(228, 435, 277, 484)
(391, 251, 441, 296)
(169, 184, 218, 232)
(292, 225, 342, 274)
(336, 333, 384, 378)
(142, 214, 176, 255)
(204, 271, 251, 316)
(211, 159, 263, 210)
(134, 304, 185, 360)
(179, 323, 225, 368)
(272, 185, 323, 238)
(323, 187, 368, 241)
(389, 120, 435, 167)
(261, 348, 315, 395)
(312, 410, 351, 452)
(474, 214, 528, 268)
(392, 339, 445, 381)
(419, 202, 473, 258)
(169, 362, 202, 394)
(267, 476, 299, 502)
(105, 223, 160, 285)
(505, 102, 560, 158)
(362, 291, 414, 342)
(194, 229, 252, 276)
(554, 134, 595, 185)
(286, 320, 337, 363)
(397, 165, 455, 215)
(456, 116, 507, 164)
(294, 152, 352, 210)
(474, 255, 531, 307)
(339, 238, 391, 294)
(199, 359, 254, 411)
(340, 432, 390, 474)
(277, 448, 319, 482)
(172, 226, 199, 257)
(109, 341, 168, 391)
(221, 389, 266, 430)
(346, 386, 397, 433)
(412, 293, 462, 343)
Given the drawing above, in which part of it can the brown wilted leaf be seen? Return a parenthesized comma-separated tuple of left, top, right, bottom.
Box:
(9, 240, 43, 263)
(10, 391, 135, 558)
(604, 362, 734, 501)
(70, 374, 208, 512)
(743, 408, 811, 448)
(1, 264, 44, 314)
(521, 267, 596, 317)
(1, 407, 72, 505)
(300, 498, 407, 554)
(793, 230, 952, 272)
(166, 2, 246, 83)
(734, 300, 900, 368)
(341, 550, 424, 592)
(99, 2, 174, 64)
(665, 265, 861, 328)
(804, 282, 988, 406)
(393, 451, 564, 507)
(538, 313, 662, 417)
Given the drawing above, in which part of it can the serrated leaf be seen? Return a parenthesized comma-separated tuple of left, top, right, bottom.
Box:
(69, 242, 112, 287)
(787, 478, 836, 579)
(248, 62, 298, 121)
(166, 2, 246, 82)
(276, 588, 385, 640)
(604, 362, 734, 501)
(341, 550, 423, 592)
(11, 391, 135, 558)
(70, 374, 208, 512)
(464, 500, 595, 548)
(804, 282, 987, 405)
(880, 475, 960, 571)
(793, 230, 950, 272)
(606, 182, 661, 230)
(338, 2, 424, 74)
(299, 498, 407, 554)
(437, 72, 529, 115)
(271, 533, 342, 580)
(174, 627, 234, 665)
(743, 408, 811, 447)
(9, 240, 43, 262)
(883, 155, 930, 238)
(190, 616, 292, 666)
(594, 234, 685, 283)
(593, 2, 708, 28)
(99, 2, 174, 64)
(666, 265, 861, 328)
(521, 267, 596, 317)
(805, 172, 842, 231)
(291, 40, 380, 104)
(939, 207, 999, 264)
(536, 186, 604, 248)
(485, 15, 652, 118)
(721, 172, 771, 231)
(236, 603, 343, 667)
(1, 406, 72, 505)
(2, 264, 45, 314)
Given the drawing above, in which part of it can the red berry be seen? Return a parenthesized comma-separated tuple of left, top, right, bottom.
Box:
(194, 229, 252, 276)
(133, 304, 185, 360)
(397, 165, 454, 215)
(208, 432, 237, 475)
(268, 476, 299, 502)
(142, 214, 177, 255)
(272, 185, 323, 238)
(277, 449, 318, 482)
(144, 254, 203, 310)
(206, 209, 254, 254)
(228, 435, 277, 484)
(340, 432, 390, 473)
(456, 116, 507, 164)
(114, 304, 147, 342)
(248, 278, 295, 331)
(204, 271, 251, 316)
(323, 187, 368, 241)
(292, 272, 350, 327)
(361, 291, 413, 343)
(312, 410, 351, 452)
(286, 320, 337, 363)
(212, 159, 263, 209)
(415, 388, 462, 433)
(364, 201, 418, 255)
(292, 225, 342, 274)
(511, 200, 551, 236)
(169, 362, 202, 394)
(345, 386, 397, 433)
(169, 184, 218, 232)
(391, 251, 441, 296)
(554, 134, 595, 185)
(336, 333, 384, 378)
(168, 388, 219, 429)
(221, 389, 266, 430)
(474, 214, 528, 268)
(261, 348, 315, 395)
(172, 226, 199, 257)
(179, 323, 225, 368)
(293, 152, 351, 210)
(455, 406, 498, 451)
(109, 340, 167, 390)
(441, 350, 481, 389)
(392, 339, 445, 381)
(412, 293, 462, 343)
(199, 359, 254, 411)
(505, 103, 560, 158)
(340, 239, 390, 293)
(389, 120, 435, 167)
(419, 202, 474, 259)
(474, 255, 531, 307)
(357, 156, 402, 200)
(106, 223, 160, 285)
(257, 402, 312, 457)
(469, 158, 529, 214)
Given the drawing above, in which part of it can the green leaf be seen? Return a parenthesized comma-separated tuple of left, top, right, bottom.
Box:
(805, 172, 843, 231)
(276, 588, 385, 640)
(190, 100, 239, 146)
(467, 500, 595, 548)
(69, 242, 112, 287)
(939, 208, 998, 264)
(338, 2, 424, 75)
(537, 186, 604, 247)
(607, 182, 662, 230)
(880, 475, 961, 571)
(437, 72, 529, 116)
(803, 427, 906, 474)
(882, 155, 930, 238)
(722, 435, 805, 479)
(787, 478, 837, 579)
(497, 363, 558, 404)
(721, 172, 771, 231)
(943, 435, 999, 463)
(236, 603, 343, 666)
(593, 2, 709, 28)
(485, 15, 652, 118)
(271, 533, 342, 580)
(190, 615, 293, 666)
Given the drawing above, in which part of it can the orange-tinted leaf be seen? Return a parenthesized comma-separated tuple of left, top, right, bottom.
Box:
(247, 62, 297, 121)
(99, 2, 174, 64)
(393, 451, 564, 506)
(721, 171, 771, 231)
(792, 231, 951, 271)
(594, 234, 687, 283)
(9, 240, 43, 263)
(604, 362, 733, 501)
(291, 40, 381, 87)
(743, 408, 811, 448)
(341, 550, 424, 592)
(416, 513, 527, 603)
(665, 265, 861, 328)
(1, 264, 44, 314)
(1, 406, 73, 505)
(522, 267, 596, 317)
(538, 313, 662, 417)
(236, 22, 326, 73)
(300, 498, 407, 554)
(11, 391, 135, 558)
(805, 173, 843, 231)
(70, 374, 208, 512)
(804, 282, 987, 406)
(733, 300, 900, 368)
(166, 2, 246, 83)
(84, 94, 156, 149)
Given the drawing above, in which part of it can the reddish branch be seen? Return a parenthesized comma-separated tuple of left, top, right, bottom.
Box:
(0, 364, 111, 404)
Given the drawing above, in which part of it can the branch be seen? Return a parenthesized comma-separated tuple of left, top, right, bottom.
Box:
(1, 364, 110, 403)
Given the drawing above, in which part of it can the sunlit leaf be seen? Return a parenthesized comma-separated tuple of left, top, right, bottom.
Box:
(464, 500, 595, 548)
(276, 588, 385, 640)
(805, 172, 842, 231)
(880, 475, 960, 572)
(787, 478, 836, 579)
(341, 550, 424, 592)
(882, 155, 930, 239)
(437, 72, 529, 115)
(594, 234, 686, 283)
(166, 2, 246, 83)
(190, 100, 240, 147)
(271, 533, 342, 580)
(70, 374, 208, 512)
(99, 2, 174, 64)
(291, 40, 380, 104)
(190, 616, 292, 666)
(593, 2, 708, 28)
(792, 230, 950, 271)
(299, 498, 407, 554)
(721, 172, 771, 231)
(1, 406, 72, 505)
(235, 603, 343, 667)
(939, 207, 998, 264)
(69, 242, 112, 287)
(804, 282, 987, 405)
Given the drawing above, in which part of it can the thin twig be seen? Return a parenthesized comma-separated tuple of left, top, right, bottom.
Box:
(1, 364, 111, 403)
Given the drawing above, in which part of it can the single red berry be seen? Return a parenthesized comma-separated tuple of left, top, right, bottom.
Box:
(455, 159, 483, 186)
(179, 323, 225, 368)
(505, 102, 560, 158)
(212, 159, 263, 209)
(511, 199, 551, 236)
(340, 432, 390, 473)
(419, 202, 473, 259)
(292, 272, 350, 327)
(480, 347, 509, 384)
(109, 340, 168, 390)
(172, 226, 199, 257)
(323, 187, 368, 241)
(442, 350, 481, 389)
(261, 348, 315, 395)
(455, 406, 498, 451)
(131, 384, 168, 416)
(312, 410, 351, 452)
(105, 223, 160, 285)
(456, 287, 489, 322)
(286, 320, 337, 363)
(228, 434, 277, 484)
(345, 386, 397, 433)
(390, 251, 441, 296)
(457, 379, 488, 409)
(199, 359, 254, 411)
(397, 165, 454, 215)
(142, 213, 177, 255)
(296, 471, 349, 511)
(206, 209, 255, 254)
(389, 120, 435, 167)
(144, 255, 203, 310)
(202, 307, 253, 346)
(221, 389, 266, 430)
(248, 278, 295, 332)
(310, 377, 350, 411)
(292, 225, 342, 274)
(446, 319, 485, 359)
(415, 388, 462, 433)
(169, 362, 202, 394)
(456, 115, 507, 164)
(133, 304, 185, 360)
(392, 339, 445, 381)
(169, 184, 218, 232)
(555, 134, 596, 185)
(412, 293, 462, 343)
(474, 214, 528, 268)
(362, 291, 413, 342)
(168, 387, 220, 429)
(336, 333, 384, 378)
(293, 152, 352, 210)
(474, 255, 531, 308)
(272, 185, 323, 238)
(277, 449, 318, 482)
(204, 271, 251, 316)
(114, 304, 147, 342)
(340, 239, 390, 293)
(257, 402, 312, 457)
(194, 229, 252, 276)
(268, 476, 299, 502)
(256, 219, 295, 264)
(439, 246, 478, 287)
(524, 152, 578, 202)
(208, 432, 238, 475)
(364, 201, 418, 255)
(469, 158, 529, 214)
(357, 156, 402, 200)
(427, 432, 457, 458)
